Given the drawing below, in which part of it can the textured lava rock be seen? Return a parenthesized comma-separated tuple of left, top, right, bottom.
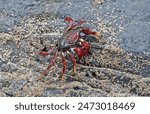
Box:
(0, 0, 149, 97)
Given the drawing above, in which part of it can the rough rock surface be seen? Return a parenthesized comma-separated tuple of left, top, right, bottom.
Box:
(0, 0, 150, 97)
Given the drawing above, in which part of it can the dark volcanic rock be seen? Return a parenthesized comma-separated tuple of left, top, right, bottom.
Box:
(0, 0, 150, 97)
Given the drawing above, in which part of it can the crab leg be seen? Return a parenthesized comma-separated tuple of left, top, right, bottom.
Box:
(64, 17, 86, 33)
(60, 52, 67, 84)
(80, 28, 101, 39)
(71, 19, 86, 30)
(37, 50, 58, 80)
(38, 45, 56, 57)
(67, 51, 76, 75)
(64, 17, 74, 33)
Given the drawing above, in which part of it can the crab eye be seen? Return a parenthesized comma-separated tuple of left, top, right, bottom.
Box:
(79, 32, 85, 37)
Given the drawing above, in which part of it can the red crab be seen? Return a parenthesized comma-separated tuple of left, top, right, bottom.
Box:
(37, 17, 101, 84)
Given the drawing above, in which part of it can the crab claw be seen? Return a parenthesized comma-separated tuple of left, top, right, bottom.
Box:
(71, 39, 90, 60)
(71, 48, 83, 60)
(80, 39, 90, 50)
